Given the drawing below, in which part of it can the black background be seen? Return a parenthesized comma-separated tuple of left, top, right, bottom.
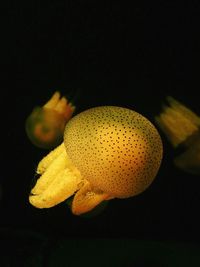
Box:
(1, 1, 200, 264)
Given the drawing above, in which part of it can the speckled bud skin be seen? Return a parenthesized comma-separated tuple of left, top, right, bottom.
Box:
(64, 106, 163, 198)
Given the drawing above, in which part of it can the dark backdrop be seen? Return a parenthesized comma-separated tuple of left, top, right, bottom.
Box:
(1, 0, 200, 249)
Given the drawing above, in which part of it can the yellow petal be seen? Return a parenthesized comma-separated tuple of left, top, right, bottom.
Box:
(32, 150, 68, 195)
(29, 168, 83, 208)
(72, 181, 110, 215)
(37, 143, 65, 174)
(43, 91, 60, 109)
